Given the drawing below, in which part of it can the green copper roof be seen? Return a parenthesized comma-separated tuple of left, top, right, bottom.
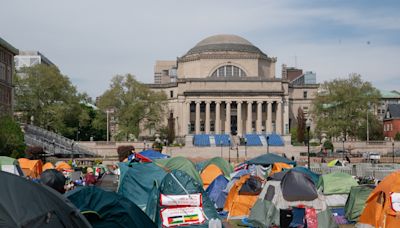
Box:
(380, 90, 400, 99)
(0, 37, 18, 55)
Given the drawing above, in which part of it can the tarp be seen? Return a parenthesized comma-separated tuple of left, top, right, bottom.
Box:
(118, 162, 167, 211)
(200, 164, 224, 189)
(18, 158, 43, 178)
(197, 157, 233, 177)
(281, 169, 318, 202)
(139, 149, 170, 160)
(270, 162, 292, 176)
(344, 185, 374, 222)
(205, 175, 229, 209)
(43, 162, 55, 171)
(66, 186, 156, 228)
(0, 156, 24, 176)
(55, 161, 72, 171)
(0, 171, 91, 228)
(245, 153, 296, 166)
(145, 169, 220, 227)
(155, 156, 202, 185)
(317, 172, 358, 195)
(359, 171, 400, 227)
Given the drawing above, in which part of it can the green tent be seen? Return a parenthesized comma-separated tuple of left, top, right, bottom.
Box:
(66, 186, 156, 228)
(145, 169, 220, 227)
(317, 172, 358, 195)
(344, 185, 374, 222)
(0, 156, 24, 176)
(197, 157, 233, 177)
(155, 156, 203, 185)
(118, 162, 167, 211)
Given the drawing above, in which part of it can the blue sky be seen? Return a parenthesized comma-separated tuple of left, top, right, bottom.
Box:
(1, 0, 400, 98)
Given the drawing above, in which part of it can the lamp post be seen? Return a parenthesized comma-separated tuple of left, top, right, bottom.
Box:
(393, 141, 395, 164)
(228, 138, 231, 163)
(236, 143, 239, 163)
(220, 140, 223, 158)
(106, 109, 113, 143)
(266, 136, 270, 154)
(342, 137, 345, 162)
(306, 119, 311, 169)
(244, 138, 247, 160)
(366, 102, 370, 145)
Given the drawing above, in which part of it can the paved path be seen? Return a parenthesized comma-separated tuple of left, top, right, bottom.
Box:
(95, 174, 118, 192)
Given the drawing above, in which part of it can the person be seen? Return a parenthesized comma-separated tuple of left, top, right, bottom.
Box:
(85, 167, 97, 186)
(127, 146, 136, 162)
(291, 156, 295, 161)
(345, 155, 351, 164)
(40, 169, 67, 194)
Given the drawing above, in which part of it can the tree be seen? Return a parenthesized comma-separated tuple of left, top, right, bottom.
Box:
(167, 113, 175, 144)
(0, 116, 26, 158)
(297, 107, 306, 144)
(395, 132, 400, 141)
(311, 74, 381, 139)
(96, 74, 167, 139)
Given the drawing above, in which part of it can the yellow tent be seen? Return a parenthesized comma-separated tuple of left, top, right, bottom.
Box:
(224, 174, 262, 219)
(18, 158, 43, 178)
(42, 162, 55, 171)
(55, 161, 72, 171)
(269, 162, 292, 176)
(200, 164, 224, 189)
(359, 171, 400, 227)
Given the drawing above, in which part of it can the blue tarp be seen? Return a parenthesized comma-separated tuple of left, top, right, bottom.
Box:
(205, 175, 229, 209)
(139, 149, 170, 160)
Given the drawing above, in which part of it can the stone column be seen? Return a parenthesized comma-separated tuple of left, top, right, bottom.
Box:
(266, 101, 272, 133)
(276, 100, 283, 134)
(247, 101, 253, 134)
(205, 101, 211, 134)
(185, 101, 191, 135)
(283, 97, 290, 135)
(225, 101, 231, 134)
(257, 101, 263, 134)
(215, 101, 221, 134)
(237, 101, 242, 136)
(195, 101, 201, 134)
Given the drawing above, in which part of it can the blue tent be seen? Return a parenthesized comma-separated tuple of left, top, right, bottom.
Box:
(245, 153, 296, 166)
(139, 149, 170, 160)
(205, 175, 229, 209)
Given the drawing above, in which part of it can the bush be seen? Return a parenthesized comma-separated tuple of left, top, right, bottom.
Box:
(395, 132, 400, 141)
(323, 140, 334, 151)
(310, 142, 320, 147)
(0, 116, 26, 157)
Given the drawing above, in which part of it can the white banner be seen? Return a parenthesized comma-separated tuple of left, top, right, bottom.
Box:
(160, 193, 202, 207)
(160, 207, 205, 227)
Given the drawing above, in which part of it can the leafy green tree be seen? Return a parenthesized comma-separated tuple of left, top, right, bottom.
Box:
(96, 74, 167, 139)
(311, 74, 381, 139)
(395, 132, 400, 141)
(0, 116, 26, 158)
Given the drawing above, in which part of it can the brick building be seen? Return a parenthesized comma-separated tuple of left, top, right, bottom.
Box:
(383, 104, 400, 140)
(0, 37, 18, 116)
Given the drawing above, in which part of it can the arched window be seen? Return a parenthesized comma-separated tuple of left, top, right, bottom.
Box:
(211, 65, 246, 77)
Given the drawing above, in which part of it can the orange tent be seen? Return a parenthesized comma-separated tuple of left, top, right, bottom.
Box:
(42, 162, 55, 171)
(224, 174, 262, 219)
(269, 162, 292, 176)
(359, 171, 400, 227)
(200, 164, 224, 189)
(18, 158, 43, 178)
(55, 161, 72, 171)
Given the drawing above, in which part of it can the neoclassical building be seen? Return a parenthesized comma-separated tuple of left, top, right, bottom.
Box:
(148, 34, 317, 143)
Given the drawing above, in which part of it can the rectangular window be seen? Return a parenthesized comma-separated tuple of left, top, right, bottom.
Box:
(190, 104, 195, 112)
(226, 65, 232, 77)
(303, 91, 308, 99)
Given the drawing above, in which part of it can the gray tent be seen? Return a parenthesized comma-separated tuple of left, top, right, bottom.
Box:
(281, 169, 318, 202)
(0, 171, 91, 228)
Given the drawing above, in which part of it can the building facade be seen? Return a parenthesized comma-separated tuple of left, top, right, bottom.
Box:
(0, 37, 18, 116)
(14, 50, 55, 70)
(148, 35, 318, 141)
(383, 104, 400, 140)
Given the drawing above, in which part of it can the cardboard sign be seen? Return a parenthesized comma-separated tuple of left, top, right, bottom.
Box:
(160, 193, 202, 207)
(160, 207, 205, 227)
(390, 192, 400, 212)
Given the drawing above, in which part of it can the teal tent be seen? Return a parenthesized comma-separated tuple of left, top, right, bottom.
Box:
(145, 169, 220, 227)
(66, 186, 156, 228)
(344, 185, 374, 222)
(245, 153, 296, 166)
(118, 162, 167, 210)
(155, 156, 203, 185)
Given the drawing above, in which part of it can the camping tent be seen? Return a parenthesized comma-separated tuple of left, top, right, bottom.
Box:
(55, 161, 72, 171)
(66, 186, 156, 228)
(344, 185, 374, 222)
(245, 153, 296, 166)
(358, 171, 400, 227)
(269, 167, 320, 185)
(18, 158, 43, 178)
(0, 156, 24, 176)
(197, 157, 233, 177)
(248, 179, 336, 228)
(224, 174, 263, 219)
(139, 149, 170, 160)
(43, 162, 55, 171)
(200, 164, 224, 189)
(270, 162, 293, 176)
(281, 169, 318, 202)
(118, 162, 167, 211)
(145, 169, 220, 227)
(205, 175, 229, 209)
(327, 159, 344, 167)
(155, 156, 202, 185)
(0, 171, 91, 227)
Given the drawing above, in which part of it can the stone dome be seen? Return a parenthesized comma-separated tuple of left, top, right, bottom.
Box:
(183, 34, 267, 57)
